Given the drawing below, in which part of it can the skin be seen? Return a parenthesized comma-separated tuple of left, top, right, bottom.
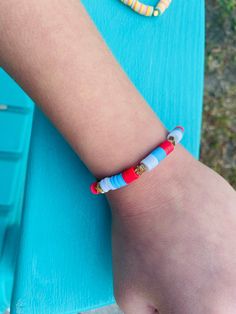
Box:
(109, 152, 236, 313)
(0, 1, 236, 313)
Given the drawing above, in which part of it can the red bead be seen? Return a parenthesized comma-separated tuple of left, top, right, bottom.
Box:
(90, 182, 99, 194)
(176, 125, 184, 132)
(159, 140, 174, 155)
(122, 167, 139, 184)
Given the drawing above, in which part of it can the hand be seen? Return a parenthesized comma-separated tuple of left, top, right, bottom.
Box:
(107, 147, 236, 314)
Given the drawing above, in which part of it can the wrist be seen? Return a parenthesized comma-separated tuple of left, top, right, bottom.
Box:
(90, 118, 167, 179)
(107, 144, 196, 218)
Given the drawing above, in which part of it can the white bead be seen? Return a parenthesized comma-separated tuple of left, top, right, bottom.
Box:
(167, 129, 183, 144)
(141, 154, 159, 171)
(104, 177, 116, 191)
(99, 177, 116, 193)
(99, 178, 110, 193)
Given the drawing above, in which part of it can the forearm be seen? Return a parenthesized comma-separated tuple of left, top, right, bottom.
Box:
(0, 0, 190, 205)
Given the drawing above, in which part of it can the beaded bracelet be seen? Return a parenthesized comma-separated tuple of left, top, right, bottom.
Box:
(90, 126, 184, 195)
(120, 0, 171, 17)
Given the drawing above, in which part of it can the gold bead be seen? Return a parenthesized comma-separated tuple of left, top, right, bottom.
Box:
(96, 182, 105, 194)
(167, 136, 176, 146)
(135, 163, 147, 176)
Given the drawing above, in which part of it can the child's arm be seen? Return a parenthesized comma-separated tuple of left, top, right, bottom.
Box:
(1, 1, 236, 313)
(0, 0, 169, 179)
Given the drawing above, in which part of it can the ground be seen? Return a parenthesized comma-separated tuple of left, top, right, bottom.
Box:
(201, 0, 236, 188)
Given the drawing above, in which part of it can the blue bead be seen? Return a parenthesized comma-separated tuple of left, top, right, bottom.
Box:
(110, 174, 127, 189)
(110, 175, 119, 189)
(113, 175, 120, 188)
(116, 173, 127, 187)
(151, 147, 167, 162)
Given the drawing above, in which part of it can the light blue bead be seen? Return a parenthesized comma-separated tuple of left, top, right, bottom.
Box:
(110, 175, 118, 189)
(151, 147, 167, 162)
(110, 174, 120, 188)
(116, 173, 127, 187)
(110, 175, 118, 188)
(113, 174, 120, 188)
(111, 173, 127, 189)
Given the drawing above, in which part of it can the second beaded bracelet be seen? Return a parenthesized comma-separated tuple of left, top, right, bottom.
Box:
(120, 0, 172, 17)
(90, 126, 184, 195)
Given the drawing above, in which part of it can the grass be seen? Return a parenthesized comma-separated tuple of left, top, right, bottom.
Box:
(200, 0, 236, 188)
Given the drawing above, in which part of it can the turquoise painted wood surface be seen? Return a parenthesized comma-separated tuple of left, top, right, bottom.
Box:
(0, 69, 34, 313)
(1, 0, 204, 313)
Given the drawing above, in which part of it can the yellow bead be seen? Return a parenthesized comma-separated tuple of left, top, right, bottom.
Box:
(146, 6, 153, 16)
